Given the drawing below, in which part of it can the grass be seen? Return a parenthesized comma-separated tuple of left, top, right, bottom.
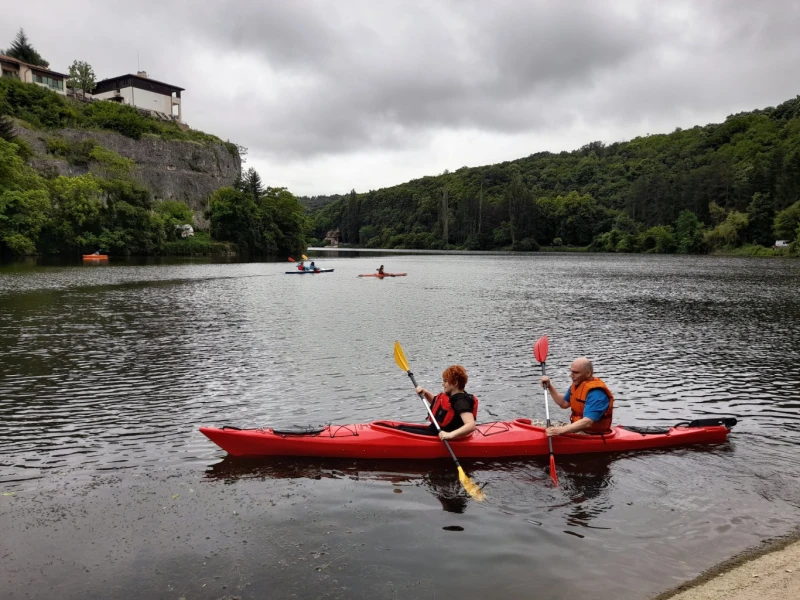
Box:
(714, 244, 796, 257)
(162, 231, 234, 256)
(540, 245, 590, 252)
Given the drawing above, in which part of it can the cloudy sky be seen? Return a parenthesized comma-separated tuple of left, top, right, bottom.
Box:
(3, 1, 799, 196)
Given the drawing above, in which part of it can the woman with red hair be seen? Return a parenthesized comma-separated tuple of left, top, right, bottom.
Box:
(414, 365, 478, 441)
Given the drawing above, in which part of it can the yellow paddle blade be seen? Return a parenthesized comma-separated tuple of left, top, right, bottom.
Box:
(393, 341, 409, 372)
(458, 466, 486, 501)
(302, 254, 308, 260)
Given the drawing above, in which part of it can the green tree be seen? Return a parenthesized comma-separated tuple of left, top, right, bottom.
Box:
(674, 210, 706, 254)
(342, 189, 360, 244)
(705, 211, 749, 249)
(241, 167, 263, 204)
(359, 224, 378, 245)
(505, 173, 534, 246)
(43, 174, 103, 251)
(745, 192, 774, 246)
(639, 225, 676, 253)
(67, 60, 96, 97)
(3, 29, 49, 68)
(260, 186, 306, 254)
(208, 186, 260, 253)
(774, 200, 800, 240)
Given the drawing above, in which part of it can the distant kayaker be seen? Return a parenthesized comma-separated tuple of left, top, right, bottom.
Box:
(540, 357, 614, 436)
(377, 265, 385, 275)
(414, 365, 478, 440)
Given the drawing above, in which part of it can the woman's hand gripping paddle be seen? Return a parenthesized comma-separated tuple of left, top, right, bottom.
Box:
(534, 335, 559, 486)
(393, 341, 485, 501)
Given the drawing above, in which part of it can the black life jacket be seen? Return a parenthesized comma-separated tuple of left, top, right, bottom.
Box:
(428, 392, 479, 431)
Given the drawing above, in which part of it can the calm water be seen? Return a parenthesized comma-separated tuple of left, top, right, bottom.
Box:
(1, 253, 799, 599)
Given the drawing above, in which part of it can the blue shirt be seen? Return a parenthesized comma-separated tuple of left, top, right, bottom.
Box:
(563, 388, 610, 422)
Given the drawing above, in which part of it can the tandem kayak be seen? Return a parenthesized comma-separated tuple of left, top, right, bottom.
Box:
(358, 272, 407, 278)
(200, 417, 736, 459)
(285, 269, 334, 274)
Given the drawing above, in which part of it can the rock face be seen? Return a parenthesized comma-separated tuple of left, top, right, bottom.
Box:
(14, 126, 241, 229)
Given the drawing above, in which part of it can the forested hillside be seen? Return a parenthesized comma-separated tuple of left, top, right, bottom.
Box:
(308, 96, 800, 254)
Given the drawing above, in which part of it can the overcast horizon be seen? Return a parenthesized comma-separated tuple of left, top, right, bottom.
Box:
(3, 1, 799, 197)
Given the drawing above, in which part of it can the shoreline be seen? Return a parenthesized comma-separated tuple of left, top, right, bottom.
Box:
(652, 530, 800, 600)
(307, 246, 797, 258)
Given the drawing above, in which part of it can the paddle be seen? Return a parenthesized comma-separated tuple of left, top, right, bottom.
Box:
(302, 254, 308, 260)
(533, 335, 559, 486)
(393, 341, 485, 501)
(288, 257, 295, 262)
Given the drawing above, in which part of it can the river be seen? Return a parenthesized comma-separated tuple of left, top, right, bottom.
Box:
(1, 253, 799, 599)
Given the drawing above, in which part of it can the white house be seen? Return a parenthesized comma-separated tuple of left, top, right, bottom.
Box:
(0, 54, 68, 95)
(91, 71, 184, 122)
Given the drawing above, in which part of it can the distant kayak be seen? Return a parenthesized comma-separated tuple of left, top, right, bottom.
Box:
(358, 272, 407, 278)
(200, 417, 737, 459)
(285, 269, 334, 274)
(82, 254, 108, 261)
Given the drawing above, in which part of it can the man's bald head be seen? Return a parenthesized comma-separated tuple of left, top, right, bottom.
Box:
(569, 357, 594, 385)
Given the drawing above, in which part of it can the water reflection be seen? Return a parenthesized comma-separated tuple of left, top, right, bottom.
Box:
(205, 456, 473, 513)
(205, 452, 627, 520)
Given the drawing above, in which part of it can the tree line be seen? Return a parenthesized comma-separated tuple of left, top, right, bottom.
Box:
(305, 96, 800, 254)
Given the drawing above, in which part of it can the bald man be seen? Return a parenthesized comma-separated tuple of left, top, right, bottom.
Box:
(540, 357, 615, 436)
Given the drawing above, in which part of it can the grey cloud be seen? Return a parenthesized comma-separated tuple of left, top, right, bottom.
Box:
(177, 1, 670, 157)
(3, 0, 800, 184)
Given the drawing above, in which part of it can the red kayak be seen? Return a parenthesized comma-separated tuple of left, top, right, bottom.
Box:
(199, 417, 736, 459)
(358, 272, 407, 278)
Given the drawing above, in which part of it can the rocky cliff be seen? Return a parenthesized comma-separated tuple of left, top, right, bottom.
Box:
(14, 125, 241, 229)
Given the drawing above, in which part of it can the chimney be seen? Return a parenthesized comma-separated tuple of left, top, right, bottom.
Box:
(136, 71, 148, 78)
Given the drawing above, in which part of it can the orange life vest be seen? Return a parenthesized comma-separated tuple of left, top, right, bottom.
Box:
(428, 393, 479, 430)
(568, 377, 614, 434)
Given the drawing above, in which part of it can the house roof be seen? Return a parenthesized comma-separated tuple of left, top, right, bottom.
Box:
(0, 54, 68, 78)
(94, 73, 185, 92)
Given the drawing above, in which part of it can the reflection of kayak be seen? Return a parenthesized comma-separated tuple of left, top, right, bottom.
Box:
(285, 269, 334, 274)
(200, 417, 736, 459)
(358, 273, 407, 278)
(82, 254, 108, 261)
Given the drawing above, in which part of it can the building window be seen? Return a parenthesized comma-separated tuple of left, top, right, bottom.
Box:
(2, 69, 20, 78)
(32, 73, 64, 91)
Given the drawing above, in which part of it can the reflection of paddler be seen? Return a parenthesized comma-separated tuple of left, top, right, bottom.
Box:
(560, 454, 614, 530)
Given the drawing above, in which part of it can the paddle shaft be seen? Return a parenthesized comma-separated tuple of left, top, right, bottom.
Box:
(541, 362, 555, 456)
(405, 370, 462, 465)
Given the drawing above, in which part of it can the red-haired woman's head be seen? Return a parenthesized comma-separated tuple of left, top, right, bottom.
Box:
(442, 365, 468, 390)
